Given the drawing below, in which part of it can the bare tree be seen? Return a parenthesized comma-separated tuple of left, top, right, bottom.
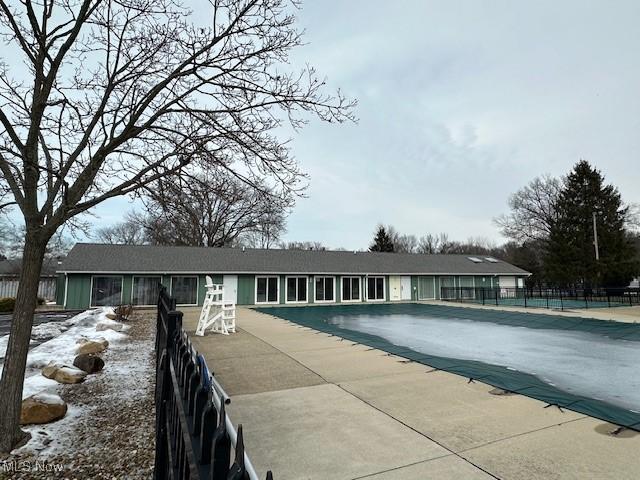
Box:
(94, 214, 147, 245)
(494, 174, 562, 243)
(0, 0, 354, 451)
(385, 226, 417, 253)
(238, 206, 286, 249)
(137, 170, 289, 247)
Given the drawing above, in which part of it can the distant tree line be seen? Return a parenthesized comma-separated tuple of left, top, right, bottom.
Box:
(369, 161, 640, 289)
(496, 160, 639, 288)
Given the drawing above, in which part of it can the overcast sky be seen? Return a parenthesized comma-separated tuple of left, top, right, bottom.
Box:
(86, 1, 640, 248)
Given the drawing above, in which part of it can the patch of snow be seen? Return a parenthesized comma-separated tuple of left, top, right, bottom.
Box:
(0, 334, 8, 359)
(0, 308, 129, 399)
(22, 374, 59, 399)
(31, 322, 67, 340)
(26, 310, 126, 369)
(57, 366, 85, 376)
(12, 404, 88, 456)
(31, 392, 65, 405)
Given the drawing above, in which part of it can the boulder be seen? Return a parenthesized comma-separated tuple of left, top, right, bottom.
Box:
(95, 321, 124, 332)
(105, 313, 118, 320)
(42, 363, 87, 383)
(73, 353, 105, 374)
(53, 366, 87, 384)
(76, 337, 109, 355)
(20, 393, 67, 425)
(41, 363, 59, 379)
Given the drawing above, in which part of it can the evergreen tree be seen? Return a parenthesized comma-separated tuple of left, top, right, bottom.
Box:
(369, 225, 395, 252)
(545, 160, 639, 287)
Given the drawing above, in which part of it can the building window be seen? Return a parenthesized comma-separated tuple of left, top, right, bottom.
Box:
(91, 276, 123, 306)
(132, 276, 162, 306)
(286, 276, 308, 303)
(314, 276, 334, 302)
(367, 276, 385, 301)
(439, 276, 455, 299)
(341, 276, 361, 302)
(171, 276, 198, 305)
(256, 276, 279, 304)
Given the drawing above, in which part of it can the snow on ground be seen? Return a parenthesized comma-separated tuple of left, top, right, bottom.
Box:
(0, 308, 130, 401)
(0, 334, 7, 359)
(5, 309, 156, 478)
(24, 309, 127, 372)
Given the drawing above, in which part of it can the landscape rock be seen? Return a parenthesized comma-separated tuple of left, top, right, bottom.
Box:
(41, 363, 59, 379)
(42, 363, 88, 383)
(73, 353, 105, 374)
(96, 321, 124, 332)
(76, 337, 109, 355)
(54, 366, 88, 384)
(20, 393, 67, 425)
(105, 313, 118, 320)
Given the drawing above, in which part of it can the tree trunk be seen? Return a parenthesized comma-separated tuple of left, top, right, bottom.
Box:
(0, 231, 48, 453)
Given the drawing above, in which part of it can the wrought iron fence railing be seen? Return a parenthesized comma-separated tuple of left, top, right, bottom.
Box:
(155, 285, 272, 479)
(440, 286, 640, 311)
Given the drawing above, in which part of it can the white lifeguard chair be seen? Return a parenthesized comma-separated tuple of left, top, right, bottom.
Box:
(195, 275, 236, 336)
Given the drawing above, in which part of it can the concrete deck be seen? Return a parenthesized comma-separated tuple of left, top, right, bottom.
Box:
(182, 306, 640, 480)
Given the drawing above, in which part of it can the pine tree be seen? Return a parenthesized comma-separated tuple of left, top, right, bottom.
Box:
(369, 225, 395, 252)
(545, 160, 639, 287)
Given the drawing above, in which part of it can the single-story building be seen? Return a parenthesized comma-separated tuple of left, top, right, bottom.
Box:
(56, 243, 530, 309)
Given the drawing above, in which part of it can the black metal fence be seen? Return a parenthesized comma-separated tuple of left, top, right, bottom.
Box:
(441, 286, 640, 311)
(155, 285, 272, 479)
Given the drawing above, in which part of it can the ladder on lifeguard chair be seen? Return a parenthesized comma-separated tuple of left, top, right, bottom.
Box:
(195, 276, 236, 336)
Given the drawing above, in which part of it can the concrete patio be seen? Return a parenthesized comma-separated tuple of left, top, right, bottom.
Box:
(181, 305, 640, 480)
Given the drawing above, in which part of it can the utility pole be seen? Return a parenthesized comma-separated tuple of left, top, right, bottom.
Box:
(592, 212, 599, 261)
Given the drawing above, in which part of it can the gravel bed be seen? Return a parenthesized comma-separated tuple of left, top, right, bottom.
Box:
(0, 310, 156, 479)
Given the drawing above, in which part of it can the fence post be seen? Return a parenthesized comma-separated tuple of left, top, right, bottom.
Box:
(585, 290, 588, 309)
(495, 287, 499, 306)
(545, 289, 549, 309)
(523, 288, 527, 308)
(560, 290, 564, 311)
(481, 288, 485, 305)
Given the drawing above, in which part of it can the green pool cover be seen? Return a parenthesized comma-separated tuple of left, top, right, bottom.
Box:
(254, 303, 640, 431)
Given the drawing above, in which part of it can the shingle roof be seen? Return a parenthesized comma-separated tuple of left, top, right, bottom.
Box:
(0, 257, 60, 276)
(59, 243, 530, 276)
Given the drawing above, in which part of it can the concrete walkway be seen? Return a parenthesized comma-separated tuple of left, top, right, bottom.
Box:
(182, 306, 640, 480)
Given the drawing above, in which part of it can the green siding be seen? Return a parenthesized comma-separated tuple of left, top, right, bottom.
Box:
(308, 276, 315, 304)
(65, 274, 91, 309)
(122, 275, 133, 304)
(60, 270, 522, 309)
(56, 274, 66, 305)
(384, 276, 390, 301)
(237, 274, 255, 305)
(279, 275, 286, 304)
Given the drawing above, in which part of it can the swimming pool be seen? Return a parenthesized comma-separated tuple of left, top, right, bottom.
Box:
(256, 303, 640, 431)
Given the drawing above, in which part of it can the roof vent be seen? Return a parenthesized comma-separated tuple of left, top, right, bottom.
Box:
(467, 257, 483, 263)
(484, 257, 499, 263)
